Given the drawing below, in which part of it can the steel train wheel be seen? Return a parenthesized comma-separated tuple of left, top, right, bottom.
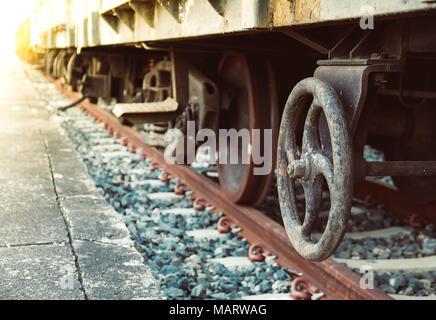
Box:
(65, 52, 77, 88)
(53, 51, 66, 79)
(277, 77, 353, 261)
(45, 50, 58, 76)
(217, 54, 279, 205)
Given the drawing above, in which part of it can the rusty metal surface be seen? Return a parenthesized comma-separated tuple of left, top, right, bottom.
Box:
(248, 244, 272, 263)
(294, 0, 321, 23)
(217, 53, 279, 206)
(314, 62, 403, 138)
(366, 161, 436, 177)
(40, 71, 391, 300)
(355, 179, 436, 225)
(290, 277, 320, 300)
(277, 77, 353, 261)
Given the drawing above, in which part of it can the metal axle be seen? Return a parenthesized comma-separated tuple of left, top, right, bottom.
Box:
(366, 161, 436, 177)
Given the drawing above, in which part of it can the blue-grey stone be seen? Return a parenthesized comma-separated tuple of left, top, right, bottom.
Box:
(191, 284, 207, 298)
(165, 287, 185, 298)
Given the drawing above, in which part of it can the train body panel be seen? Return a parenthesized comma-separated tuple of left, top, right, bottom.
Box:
(30, 0, 436, 50)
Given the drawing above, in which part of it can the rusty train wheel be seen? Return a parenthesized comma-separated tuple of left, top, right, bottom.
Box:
(217, 53, 279, 205)
(45, 50, 58, 76)
(277, 77, 353, 261)
(66, 52, 78, 89)
(53, 51, 66, 79)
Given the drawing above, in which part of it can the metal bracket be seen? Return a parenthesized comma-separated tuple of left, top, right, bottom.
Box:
(207, 0, 227, 16)
(102, 13, 119, 33)
(314, 60, 403, 137)
(114, 8, 135, 31)
(129, 0, 155, 28)
(113, 98, 179, 124)
(80, 74, 111, 102)
(188, 67, 220, 131)
(282, 30, 330, 55)
(170, 50, 190, 108)
(328, 24, 403, 61)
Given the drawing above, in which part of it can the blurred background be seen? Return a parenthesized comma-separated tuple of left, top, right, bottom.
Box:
(3, 1, 33, 56)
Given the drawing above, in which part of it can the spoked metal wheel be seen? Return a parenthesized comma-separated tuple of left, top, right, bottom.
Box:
(217, 53, 279, 205)
(277, 77, 353, 261)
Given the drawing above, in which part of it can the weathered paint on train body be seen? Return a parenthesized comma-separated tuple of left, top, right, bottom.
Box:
(32, 0, 436, 51)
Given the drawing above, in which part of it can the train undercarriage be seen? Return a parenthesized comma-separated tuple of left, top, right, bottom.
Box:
(36, 15, 436, 261)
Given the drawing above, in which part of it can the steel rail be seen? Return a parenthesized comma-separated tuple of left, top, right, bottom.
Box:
(40, 70, 392, 300)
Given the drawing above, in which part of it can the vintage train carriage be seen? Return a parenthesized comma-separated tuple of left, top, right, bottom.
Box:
(22, 0, 436, 261)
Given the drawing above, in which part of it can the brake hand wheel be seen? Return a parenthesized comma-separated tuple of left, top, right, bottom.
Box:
(277, 77, 353, 261)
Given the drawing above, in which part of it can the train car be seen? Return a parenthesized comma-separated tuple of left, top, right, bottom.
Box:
(21, 0, 436, 261)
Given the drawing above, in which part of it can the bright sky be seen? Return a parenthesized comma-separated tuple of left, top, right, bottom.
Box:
(1, 1, 34, 54)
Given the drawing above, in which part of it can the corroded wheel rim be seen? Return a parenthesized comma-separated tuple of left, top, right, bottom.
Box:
(45, 50, 58, 76)
(277, 77, 353, 261)
(66, 52, 78, 88)
(217, 53, 279, 205)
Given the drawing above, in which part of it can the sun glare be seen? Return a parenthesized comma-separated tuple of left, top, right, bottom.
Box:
(1, 1, 33, 57)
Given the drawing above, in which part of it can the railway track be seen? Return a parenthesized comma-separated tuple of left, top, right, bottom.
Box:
(26, 64, 436, 300)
